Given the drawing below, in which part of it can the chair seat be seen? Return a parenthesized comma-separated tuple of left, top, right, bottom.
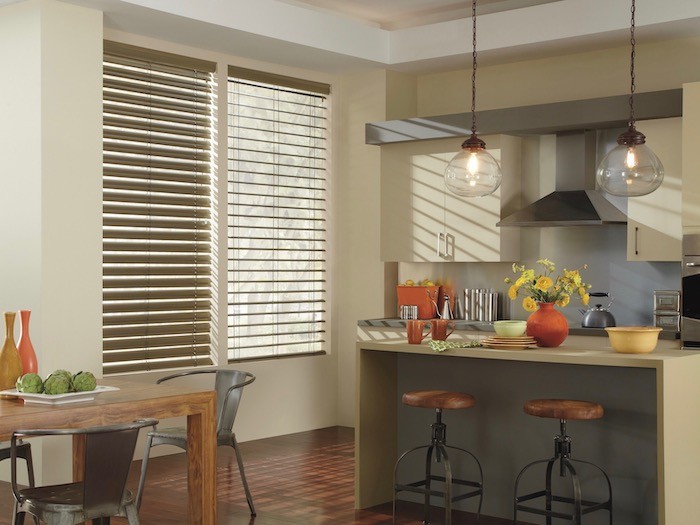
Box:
(402, 390, 476, 410)
(19, 482, 134, 511)
(149, 427, 236, 448)
(524, 399, 604, 420)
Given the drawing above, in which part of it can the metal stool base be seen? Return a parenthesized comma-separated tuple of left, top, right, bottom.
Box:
(513, 419, 613, 525)
(393, 410, 483, 525)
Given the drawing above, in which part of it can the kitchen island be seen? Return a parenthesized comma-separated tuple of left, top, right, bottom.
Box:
(356, 330, 700, 525)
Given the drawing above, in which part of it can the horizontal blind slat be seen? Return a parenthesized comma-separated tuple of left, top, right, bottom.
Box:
(103, 333, 210, 351)
(104, 311, 211, 325)
(103, 299, 210, 314)
(103, 345, 212, 363)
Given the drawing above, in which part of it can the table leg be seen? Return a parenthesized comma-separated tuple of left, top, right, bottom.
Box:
(187, 395, 217, 525)
(72, 434, 86, 482)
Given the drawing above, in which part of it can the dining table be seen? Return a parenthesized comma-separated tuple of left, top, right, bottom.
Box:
(0, 377, 217, 525)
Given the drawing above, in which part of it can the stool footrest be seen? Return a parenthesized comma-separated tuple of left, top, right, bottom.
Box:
(516, 492, 612, 520)
(395, 477, 483, 503)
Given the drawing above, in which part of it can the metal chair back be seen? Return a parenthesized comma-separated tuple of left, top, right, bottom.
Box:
(83, 424, 141, 517)
(215, 369, 251, 435)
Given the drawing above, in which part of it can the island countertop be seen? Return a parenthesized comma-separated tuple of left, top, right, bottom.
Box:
(357, 335, 698, 369)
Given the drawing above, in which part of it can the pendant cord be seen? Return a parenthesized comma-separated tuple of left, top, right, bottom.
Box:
(471, 0, 477, 136)
(628, 0, 636, 129)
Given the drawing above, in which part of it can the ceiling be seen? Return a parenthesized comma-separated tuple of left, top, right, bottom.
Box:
(278, 0, 562, 30)
(2, 0, 700, 74)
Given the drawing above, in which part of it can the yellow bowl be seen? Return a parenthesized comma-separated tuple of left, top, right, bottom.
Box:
(493, 320, 527, 337)
(605, 326, 663, 354)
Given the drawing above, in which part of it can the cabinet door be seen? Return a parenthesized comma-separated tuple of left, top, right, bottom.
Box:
(380, 135, 520, 262)
(626, 117, 682, 262)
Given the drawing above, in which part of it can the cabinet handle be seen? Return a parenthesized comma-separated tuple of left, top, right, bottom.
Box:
(436, 232, 444, 257)
(686, 262, 700, 267)
(635, 226, 639, 256)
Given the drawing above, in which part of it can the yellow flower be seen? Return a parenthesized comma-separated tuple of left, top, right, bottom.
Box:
(522, 269, 534, 281)
(523, 297, 538, 312)
(508, 284, 519, 300)
(578, 286, 586, 297)
(582, 293, 590, 306)
(535, 276, 553, 292)
(556, 294, 570, 308)
(515, 276, 528, 287)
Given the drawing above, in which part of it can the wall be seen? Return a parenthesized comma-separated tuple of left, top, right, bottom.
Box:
(391, 36, 700, 326)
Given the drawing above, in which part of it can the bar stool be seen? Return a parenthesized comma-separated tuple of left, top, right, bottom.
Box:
(513, 399, 613, 524)
(393, 390, 484, 525)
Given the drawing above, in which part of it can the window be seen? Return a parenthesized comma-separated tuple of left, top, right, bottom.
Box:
(227, 67, 329, 360)
(102, 42, 216, 374)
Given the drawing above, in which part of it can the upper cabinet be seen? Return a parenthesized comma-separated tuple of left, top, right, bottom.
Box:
(380, 135, 521, 262)
(625, 117, 682, 262)
(683, 82, 700, 231)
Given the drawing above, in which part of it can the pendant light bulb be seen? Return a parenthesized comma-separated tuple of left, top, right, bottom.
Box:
(625, 147, 637, 169)
(596, 0, 664, 197)
(444, 0, 502, 198)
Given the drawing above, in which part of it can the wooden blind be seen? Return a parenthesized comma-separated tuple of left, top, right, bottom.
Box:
(103, 42, 215, 374)
(227, 68, 329, 359)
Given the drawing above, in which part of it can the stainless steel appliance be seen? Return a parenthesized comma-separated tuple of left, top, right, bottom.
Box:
(682, 235, 700, 346)
(654, 290, 680, 331)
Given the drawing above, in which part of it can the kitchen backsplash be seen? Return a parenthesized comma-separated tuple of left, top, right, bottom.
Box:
(398, 225, 680, 327)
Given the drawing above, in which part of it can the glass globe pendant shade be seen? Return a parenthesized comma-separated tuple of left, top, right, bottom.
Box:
(596, 128, 664, 197)
(445, 135, 502, 197)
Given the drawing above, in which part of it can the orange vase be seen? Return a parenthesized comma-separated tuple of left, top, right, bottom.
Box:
(0, 312, 23, 390)
(526, 302, 569, 347)
(17, 310, 38, 374)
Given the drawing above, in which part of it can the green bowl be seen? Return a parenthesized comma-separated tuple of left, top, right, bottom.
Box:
(493, 320, 527, 337)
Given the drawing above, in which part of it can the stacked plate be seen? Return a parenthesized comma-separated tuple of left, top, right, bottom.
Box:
(480, 335, 537, 350)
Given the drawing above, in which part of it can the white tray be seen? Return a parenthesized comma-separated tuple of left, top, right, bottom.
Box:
(0, 385, 120, 405)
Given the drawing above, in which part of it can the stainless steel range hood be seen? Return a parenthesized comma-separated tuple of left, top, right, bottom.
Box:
(497, 131, 627, 227)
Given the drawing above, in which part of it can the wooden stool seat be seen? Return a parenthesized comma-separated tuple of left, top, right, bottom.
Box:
(524, 398, 604, 420)
(402, 390, 476, 410)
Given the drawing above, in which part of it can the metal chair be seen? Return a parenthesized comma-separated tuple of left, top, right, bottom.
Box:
(11, 419, 158, 525)
(136, 369, 256, 516)
(0, 441, 36, 525)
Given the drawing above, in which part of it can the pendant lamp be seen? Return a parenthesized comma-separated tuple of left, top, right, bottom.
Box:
(444, 0, 502, 198)
(596, 0, 664, 197)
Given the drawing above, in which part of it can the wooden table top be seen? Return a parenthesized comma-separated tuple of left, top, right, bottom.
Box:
(0, 377, 215, 439)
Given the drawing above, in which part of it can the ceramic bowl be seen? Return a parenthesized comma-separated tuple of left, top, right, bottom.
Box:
(605, 326, 663, 354)
(493, 320, 527, 337)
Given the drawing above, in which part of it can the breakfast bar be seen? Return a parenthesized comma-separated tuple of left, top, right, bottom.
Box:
(355, 332, 700, 525)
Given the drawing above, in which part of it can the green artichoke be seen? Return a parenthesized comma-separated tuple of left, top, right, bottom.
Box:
(52, 369, 74, 391)
(43, 373, 71, 395)
(16, 373, 44, 394)
(72, 371, 96, 392)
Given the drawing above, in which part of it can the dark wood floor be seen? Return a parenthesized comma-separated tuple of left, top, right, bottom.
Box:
(0, 426, 529, 524)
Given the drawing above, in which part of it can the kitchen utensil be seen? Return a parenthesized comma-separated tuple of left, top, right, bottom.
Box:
(406, 320, 432, 344)
(399, 305, 418, 320)
(580, 292, 616, 328)
(430, 319, 456, 341)
(605, 326, 662, 354)
(493, 320, 527, 337)
(439, 294, 453, 319)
